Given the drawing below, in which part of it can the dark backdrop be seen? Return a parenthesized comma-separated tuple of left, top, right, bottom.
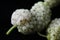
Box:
(0, 0, 60, 40)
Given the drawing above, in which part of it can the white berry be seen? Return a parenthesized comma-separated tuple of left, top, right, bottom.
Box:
(47, 18, 60, 40)
(11, 9, 37, 34)
(30, 1, 51, 32)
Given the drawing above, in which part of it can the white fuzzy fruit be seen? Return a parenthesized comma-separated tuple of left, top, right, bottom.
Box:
(44, 0, 60, 8)
(47, 18, 60, 40)
(11, 9, 37, 34)
(30, 1, 51, 32)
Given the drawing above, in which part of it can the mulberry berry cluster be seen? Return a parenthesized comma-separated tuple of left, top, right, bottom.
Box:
(6, 0, 60, 40)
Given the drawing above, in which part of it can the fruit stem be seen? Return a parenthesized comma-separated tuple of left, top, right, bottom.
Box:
(37, 32, 47, 38)
(6, 25, 17, 35)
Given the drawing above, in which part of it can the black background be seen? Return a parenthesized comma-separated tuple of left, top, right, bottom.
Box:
(0, 0, 60, 40)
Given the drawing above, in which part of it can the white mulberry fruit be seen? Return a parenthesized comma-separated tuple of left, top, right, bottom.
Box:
(30, 1, 51, 32)
(47, 18, 60, 40)
(10, 9, 37, 34)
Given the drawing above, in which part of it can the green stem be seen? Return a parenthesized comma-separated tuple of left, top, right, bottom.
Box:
(37, 32, 47, 38)
(6, 25, 17, 35)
